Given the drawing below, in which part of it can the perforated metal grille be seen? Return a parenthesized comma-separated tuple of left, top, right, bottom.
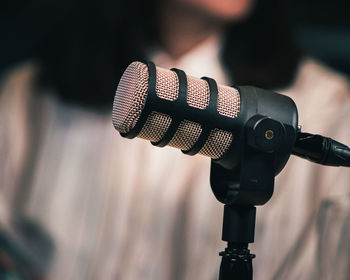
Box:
(168, 120, 202, 151)
(112, 61, 149, 133)
(138, 111, 172, 142)
(187, 76, 210, 109)
(156, 68, 179, 101)
(217, 85, 240, 118)
(199, 129, 233, 159)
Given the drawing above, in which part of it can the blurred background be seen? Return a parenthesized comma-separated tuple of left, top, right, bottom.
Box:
(0, 0, 349, 279)
(1, 0, 350, 77)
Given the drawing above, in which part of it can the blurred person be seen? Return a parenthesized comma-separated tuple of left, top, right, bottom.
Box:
(0, 0, 350, 280)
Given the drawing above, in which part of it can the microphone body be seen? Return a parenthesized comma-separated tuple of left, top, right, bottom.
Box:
(112, 61, 298, 172)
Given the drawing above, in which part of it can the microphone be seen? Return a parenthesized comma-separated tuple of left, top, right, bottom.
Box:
(112, 61, 350, 169)
(112, 61, 298, 171)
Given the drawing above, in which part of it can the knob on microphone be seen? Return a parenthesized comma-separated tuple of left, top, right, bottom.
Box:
(112, 61, 241, 159)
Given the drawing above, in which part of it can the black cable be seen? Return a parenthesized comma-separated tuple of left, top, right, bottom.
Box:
(292, 132, 350, 167)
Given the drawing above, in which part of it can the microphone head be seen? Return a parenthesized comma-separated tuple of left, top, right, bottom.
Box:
(112, 61, 241, 159)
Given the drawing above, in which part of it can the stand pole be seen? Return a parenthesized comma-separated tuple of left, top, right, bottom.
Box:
(219, 243, 255, 280)
(218, 205, 256, 280)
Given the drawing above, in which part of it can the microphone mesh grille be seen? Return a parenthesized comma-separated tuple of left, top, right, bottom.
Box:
(217, 85, 240, 118)
(168, 120, 202, 151)
(187, 76, 210, 109)
(156, 69, 179, 101)
(113, 61, 240, 159)
(112, 62, 149, 134)
(199, 129, 233, 158)
(138, 111, 172, 142)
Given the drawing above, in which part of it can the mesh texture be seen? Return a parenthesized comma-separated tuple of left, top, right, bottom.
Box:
(168, 120, 202, 151)
(138, 111, 172, 142)
(187, 76, 210, 109)
(112, 62, 149, 133)
(199, 129, 233, 159)
(156, 68, 179, 101)
(217, 85, 240, 118)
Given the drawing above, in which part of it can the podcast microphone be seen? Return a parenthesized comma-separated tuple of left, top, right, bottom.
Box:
(112, 61, 298, 172)
(112, 61, 350, 170)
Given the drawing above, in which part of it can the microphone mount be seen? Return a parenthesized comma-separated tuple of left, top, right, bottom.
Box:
(211, 116, 296, 280)
(210, 107, 350, 280)
(210, 87, 299, 280)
